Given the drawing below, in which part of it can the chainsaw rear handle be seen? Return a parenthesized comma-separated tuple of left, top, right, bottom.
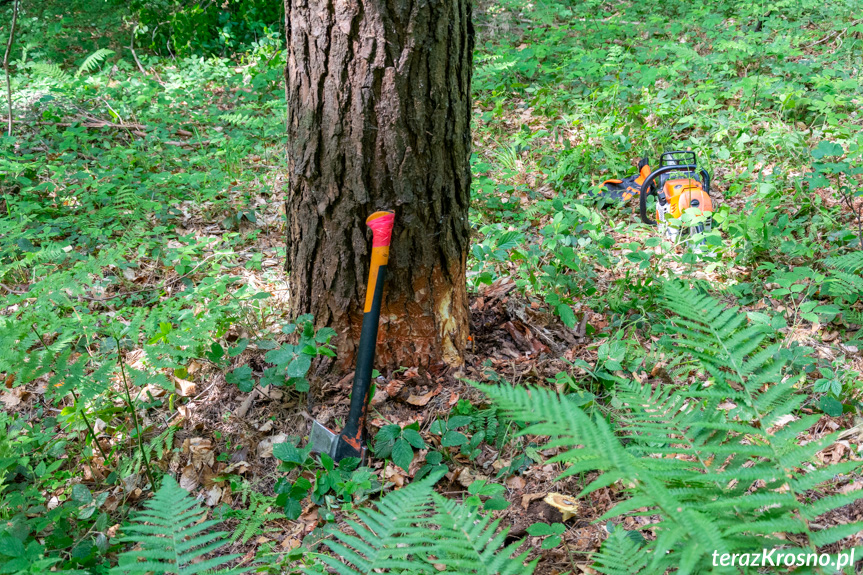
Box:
(639, 164, 710, 226)
(333, 211, 394, 461)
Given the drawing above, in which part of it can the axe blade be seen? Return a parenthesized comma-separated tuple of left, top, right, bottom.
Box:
(309, 420, 338, 458)
(308, 420, 369, 463)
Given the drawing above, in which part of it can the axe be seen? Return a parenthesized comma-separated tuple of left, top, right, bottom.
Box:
(309, 210, 395, 462)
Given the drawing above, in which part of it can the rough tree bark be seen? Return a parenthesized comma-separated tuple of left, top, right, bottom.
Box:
(284, 0, 473, 370)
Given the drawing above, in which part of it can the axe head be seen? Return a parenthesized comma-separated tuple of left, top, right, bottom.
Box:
(308, 420, 368, 463)
(309, 420, 339, 458)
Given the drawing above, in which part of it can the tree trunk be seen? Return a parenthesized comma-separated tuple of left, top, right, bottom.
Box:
(284, 0, 473, 370)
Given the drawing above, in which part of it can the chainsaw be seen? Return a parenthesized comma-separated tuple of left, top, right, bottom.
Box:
(600, 150, 715, 243)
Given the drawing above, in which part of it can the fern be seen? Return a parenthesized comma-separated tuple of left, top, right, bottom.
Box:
(110, 475, 248, 575)
(313, 469, 534, 575)
(28, 61, 71, 83)
(476, 285, 863, 574)
(75, 49, 115, 77)
(824, 251, 863, 273)
(230, 491, 285, 544)
(591, 527, 649, 575)
(822, 252, 863, 327)
(218, 112, 271, 129)
(430, 494, 536, 575)
(119, 426, 177, 480)
(314, 472, 437, 575)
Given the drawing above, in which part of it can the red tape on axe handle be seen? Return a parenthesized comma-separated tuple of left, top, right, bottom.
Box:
(366, 211, 395, 247)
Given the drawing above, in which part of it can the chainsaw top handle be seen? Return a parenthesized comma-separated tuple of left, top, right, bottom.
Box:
(639, 164, 710, 226)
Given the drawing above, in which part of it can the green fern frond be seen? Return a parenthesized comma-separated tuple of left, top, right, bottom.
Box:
(823, 271, 863, 297)
(591, 527, 652, 575)
(475, 285, 863, 574)
(824, 252, 863, 273)
(661, 282, 780, 413)
(313, 469, 532, 575)
(430, 493, 536, 575)
(218, 112, 274, 130)
(119, 426, 177, 483)
(230, 492, 285, 544)
(76, 49, 115, 77)
(28, 61, 71, 82)
(315, 473, 439, 575)
(845, 309, 863, 326)
(0, 245, 69, 277)
(110, 476, 247, 575)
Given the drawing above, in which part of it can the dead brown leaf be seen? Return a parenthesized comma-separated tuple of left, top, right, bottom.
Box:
(406, 383, 442, 407)
(180, 464, 199, 491)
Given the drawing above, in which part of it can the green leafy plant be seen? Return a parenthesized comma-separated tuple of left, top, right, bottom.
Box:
(466, 479, 509, 512)
(525, 522, 565, 550)
(227, 315, 336, 393)
(110, 476, 248, 575)
(272, 441, 376, 520)
(373, 423, 425, 472)
(429, 415, 473, 450)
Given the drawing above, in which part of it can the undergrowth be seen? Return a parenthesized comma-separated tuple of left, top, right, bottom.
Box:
(1, 0, 862, 573)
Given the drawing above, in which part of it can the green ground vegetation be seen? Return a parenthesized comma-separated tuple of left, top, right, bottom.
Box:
(1, 0, 862, 573)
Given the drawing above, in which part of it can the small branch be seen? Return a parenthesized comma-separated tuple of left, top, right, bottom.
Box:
(0, 116, 209, 145)
(128, 31, 147, 76)
(3, 0, 20, 137)
(805, 18, 863, 49)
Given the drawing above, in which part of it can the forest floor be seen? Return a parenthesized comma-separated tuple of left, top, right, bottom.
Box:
(1, 1, 863, 574)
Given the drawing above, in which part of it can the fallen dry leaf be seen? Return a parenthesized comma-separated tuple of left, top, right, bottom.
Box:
(142, 384, 167, 398)
(186, 438, 215, 469)
(450, 466, 486, 488)
(222, 461, 250, 475)
(180, 464, 199, 491)
(840, 481, 863, 494)
(370, 389, 388, 406)
(506, 475, 526, 490)
(257, 420, 274, 432)
(257, 433, 288, 459)
(0, 388, 26, 408)
(384, 463, 406, 487)
(521, 492, 545, 510)
(385, 379, 405, 397)
(205, 485, 222, 506)
(281, 538, 301, 550)
(406, 384, 442, 407)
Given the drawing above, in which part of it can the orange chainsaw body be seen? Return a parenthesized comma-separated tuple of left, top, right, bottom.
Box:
(658, 177, 714, 221)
